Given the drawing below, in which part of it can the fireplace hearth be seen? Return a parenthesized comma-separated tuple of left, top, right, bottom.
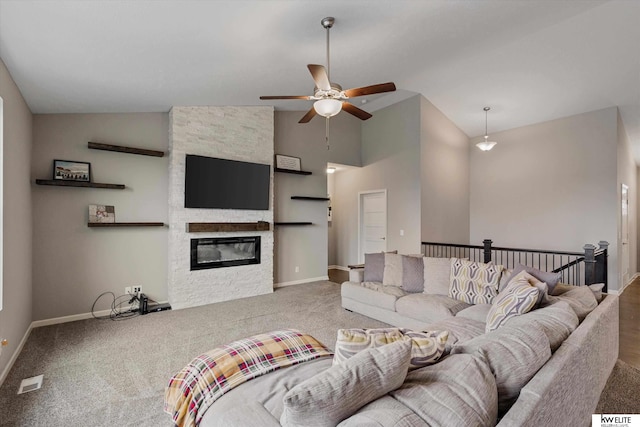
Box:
(190, 236, 261, 271)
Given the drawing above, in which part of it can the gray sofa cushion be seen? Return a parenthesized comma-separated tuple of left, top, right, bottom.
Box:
(456, 304, 492, 323)
(422, 317, 486, 352)
(338, 396, 428, 427)
(281, 340, 411, 427)
(504, 300, 579, 352)
(402, 255, 424, 293)
(543, 285, 598, 321)
(390, 353, 498, 427)
(395, 294, 470, 324)
(204, 401, 280, 427)
(341, 282, 405, 311)
(364, 253, 385, 282)
(451, 323, 552, 415)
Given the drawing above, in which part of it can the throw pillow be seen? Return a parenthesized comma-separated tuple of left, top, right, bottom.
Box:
(448, 258, 504, 305)
(485, 272, 545, 332)
(382, 253, 403, 287)
(363, 253, 384, 282)
(402, 255, 424, 293)
(280, 340, 412, 427)
(507, 264, 562, 294)
(389, 353, 498, 427)
(333, 328, 448, 370)
(451, 323, 551, 415)
(423, 257, 452, 295)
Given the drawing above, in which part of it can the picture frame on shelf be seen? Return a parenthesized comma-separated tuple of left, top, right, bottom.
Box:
(53, 159, 91, 182)
(275, 154, 301, 171)
(89, 205, 116, 223)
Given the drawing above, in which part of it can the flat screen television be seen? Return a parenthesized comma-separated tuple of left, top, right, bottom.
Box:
(184, 154, 270, 210)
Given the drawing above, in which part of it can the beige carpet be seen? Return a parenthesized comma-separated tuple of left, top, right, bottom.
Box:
(0, 280, 636, 425)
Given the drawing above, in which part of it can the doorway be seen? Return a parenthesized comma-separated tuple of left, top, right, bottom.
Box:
(358, 190, 388, 263)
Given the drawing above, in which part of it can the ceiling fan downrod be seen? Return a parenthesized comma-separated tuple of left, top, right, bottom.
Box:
(322, 17, 334, 82)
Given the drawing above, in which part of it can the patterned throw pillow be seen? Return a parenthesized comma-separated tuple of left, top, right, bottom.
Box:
(485, 273, 543, 332)
(333, 327, 449, 370)
(448, 258, 504, 305)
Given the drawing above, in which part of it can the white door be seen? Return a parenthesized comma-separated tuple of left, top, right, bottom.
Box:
(359, 190, 387, 263)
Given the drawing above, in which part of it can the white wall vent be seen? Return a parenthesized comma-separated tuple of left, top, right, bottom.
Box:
(17, 375, 43, 394)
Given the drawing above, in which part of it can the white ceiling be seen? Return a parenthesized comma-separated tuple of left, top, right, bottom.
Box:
(1, 1, 639, 160)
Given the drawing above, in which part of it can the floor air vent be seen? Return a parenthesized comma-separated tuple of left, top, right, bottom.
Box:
(17, 375, 43, 394)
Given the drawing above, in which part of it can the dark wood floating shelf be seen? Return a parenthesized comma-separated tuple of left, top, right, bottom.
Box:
(88, 141, 165, 157)
(186, 221, 270, 233)
(291, 196, 330, 201)
(88, 222, 165, 228)
(35, 179, 125, 189)
(274, 168, 312, 176)
(274, 222, 313, 226)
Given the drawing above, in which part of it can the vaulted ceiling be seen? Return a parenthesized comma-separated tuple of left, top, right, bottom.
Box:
(1, 1, 638, 159)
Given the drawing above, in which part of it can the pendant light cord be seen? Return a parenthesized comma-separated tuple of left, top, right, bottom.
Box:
(326, 25, 331, 81)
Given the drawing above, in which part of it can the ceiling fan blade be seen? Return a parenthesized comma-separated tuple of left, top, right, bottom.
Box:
(259, 95, 311, 100)
(342, 102, 373, 121)
(344, 82, 396, 98)
(307, 64, 331, 91)
(298, 108, 317, 123)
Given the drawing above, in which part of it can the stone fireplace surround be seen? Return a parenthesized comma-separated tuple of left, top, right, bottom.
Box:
(168, 106, 274, 310)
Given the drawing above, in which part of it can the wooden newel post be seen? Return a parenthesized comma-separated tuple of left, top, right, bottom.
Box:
(483, 239, 493, 264)
(597, 241, 609, 292)
(583, 244, 596, 286)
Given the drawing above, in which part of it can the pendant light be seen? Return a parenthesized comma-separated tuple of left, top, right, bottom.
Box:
(476, 107, 497, 151)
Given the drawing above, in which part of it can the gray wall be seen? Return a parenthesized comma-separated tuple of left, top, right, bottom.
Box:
(617, 109, 637, 288)
(420, 97, 470, 244)
(333, 96, 422, 266)
(31, 113, 169, 320)
(274, 111, 361, 284)
(470, 107, 620, 290)
(0, 58, 33, 380)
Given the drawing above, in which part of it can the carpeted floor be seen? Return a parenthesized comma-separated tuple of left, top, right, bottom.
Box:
(0, 281, 637, 425)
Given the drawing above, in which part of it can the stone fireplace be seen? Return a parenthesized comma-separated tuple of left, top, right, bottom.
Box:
(191, 236, 261, 270)
(168, 106, 274, 310)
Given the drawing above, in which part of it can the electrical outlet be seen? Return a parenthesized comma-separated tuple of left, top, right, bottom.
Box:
(295, 266, 299, 273)
(125, 286, 132, 295)
(0, 339, 8, 357)
(133, 286, 142, 295)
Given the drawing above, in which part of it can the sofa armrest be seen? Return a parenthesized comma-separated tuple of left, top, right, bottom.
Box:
(349, 268, 365, 283)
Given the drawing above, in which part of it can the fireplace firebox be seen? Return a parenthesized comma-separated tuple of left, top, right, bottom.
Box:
(190, 236, 261, 271)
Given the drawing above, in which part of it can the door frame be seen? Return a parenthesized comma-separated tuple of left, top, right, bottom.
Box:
(358, 189, 388, 263)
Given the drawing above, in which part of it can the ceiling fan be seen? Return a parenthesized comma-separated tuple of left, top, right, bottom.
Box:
(260, 17, 397, 124)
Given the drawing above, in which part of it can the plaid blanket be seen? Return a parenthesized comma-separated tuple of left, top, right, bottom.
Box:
(164, 329, 333, 427)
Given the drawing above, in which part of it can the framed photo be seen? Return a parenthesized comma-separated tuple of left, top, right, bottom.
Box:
(53, 160, 91, 182)
(275, 154, 301, 171)
(89, 205, 115, 223)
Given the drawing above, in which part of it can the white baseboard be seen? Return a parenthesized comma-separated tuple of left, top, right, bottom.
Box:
(609, 273, 639, 296)
(274, 276, 330, 288)
(0, 324, 32, 388)
(328, 265, 349, 271)
(31, 301, 169, 328)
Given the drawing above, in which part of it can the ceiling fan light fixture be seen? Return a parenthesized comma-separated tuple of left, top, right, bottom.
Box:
(314, 98, 342, 118)
(477, 106, 497, 151)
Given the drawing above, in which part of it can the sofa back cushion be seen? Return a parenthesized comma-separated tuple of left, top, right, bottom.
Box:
(389, 353, 498, 427)
(451, 323, 551, 415)
(422, 257, 452, 295)
(333, 328, 448, 370)
(281, 340, 411, 427)
(449, 258, 504, 305)
(543, 284, 598, 321)
(485, 272, 547, 332)
(503, 301, 579, 352)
